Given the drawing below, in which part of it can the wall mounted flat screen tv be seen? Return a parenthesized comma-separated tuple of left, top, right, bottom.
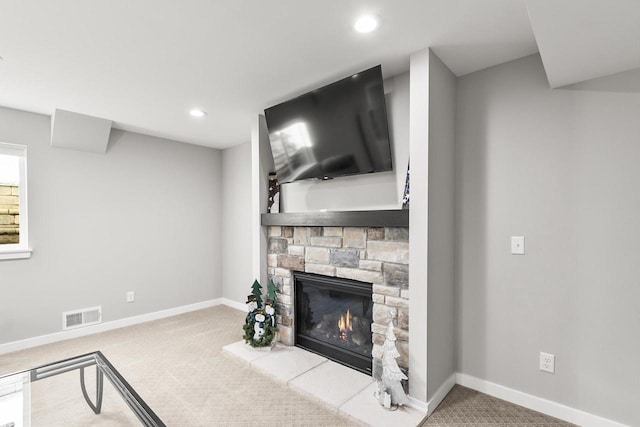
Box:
(264, 65, 393, 184)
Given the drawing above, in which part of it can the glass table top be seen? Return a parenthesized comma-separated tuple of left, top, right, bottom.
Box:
(0, 351, 164, 427)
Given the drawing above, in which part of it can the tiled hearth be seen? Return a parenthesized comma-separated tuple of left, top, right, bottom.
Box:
(267, 225, 409, 369)
(223, 342, 425, 426)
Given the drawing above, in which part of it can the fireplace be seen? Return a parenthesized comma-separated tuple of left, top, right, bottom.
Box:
(294, 271, 373, 374)
(267, 225, 409, 376)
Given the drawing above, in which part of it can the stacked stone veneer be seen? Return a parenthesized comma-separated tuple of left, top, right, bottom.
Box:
(267, 225, 409, 369)
(0, 185, 19, 244)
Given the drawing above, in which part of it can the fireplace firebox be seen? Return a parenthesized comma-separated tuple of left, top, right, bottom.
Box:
(294, 271, 373, 374)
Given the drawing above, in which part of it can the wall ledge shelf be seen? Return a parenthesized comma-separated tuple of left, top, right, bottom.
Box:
(261, 209, 408, 227)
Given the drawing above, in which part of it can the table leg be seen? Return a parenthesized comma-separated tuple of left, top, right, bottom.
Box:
(80, 366, 104, 414)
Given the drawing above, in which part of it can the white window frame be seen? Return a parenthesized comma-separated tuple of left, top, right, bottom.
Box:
(0, 142, 31, 260)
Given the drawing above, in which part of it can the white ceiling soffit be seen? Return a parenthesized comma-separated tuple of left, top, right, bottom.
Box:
(563, 67, 640, 94)
(51, 109, 112, 154)
(0, 1, 537, 149)
(525, 0, 640, 88)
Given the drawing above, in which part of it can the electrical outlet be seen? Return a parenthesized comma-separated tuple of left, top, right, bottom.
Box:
(126, 291, 135, 303)
(539, 352, 555, 373)
(511, 236, 525, 255)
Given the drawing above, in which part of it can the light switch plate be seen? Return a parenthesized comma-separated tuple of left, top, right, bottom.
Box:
(511, 236, 525, 255)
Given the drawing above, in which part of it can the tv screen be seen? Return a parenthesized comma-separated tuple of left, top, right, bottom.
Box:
(264, 65, 392, 184)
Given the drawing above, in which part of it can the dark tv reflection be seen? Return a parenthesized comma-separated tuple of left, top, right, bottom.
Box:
(265, 65, 393, 184)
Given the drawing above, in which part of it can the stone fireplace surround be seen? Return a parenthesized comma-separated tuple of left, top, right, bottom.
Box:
(267, 225, 409, 370)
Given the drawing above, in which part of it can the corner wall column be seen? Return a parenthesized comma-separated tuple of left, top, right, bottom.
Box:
(251, 115, 275, 287)
(408, 48, 430, 404)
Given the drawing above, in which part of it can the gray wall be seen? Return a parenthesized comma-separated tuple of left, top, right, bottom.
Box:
(0, 106, 222, 344)
(222, 142, 253, 304)
(455, 54, 640, 426)
(281, 74, 410, 212)
(426, 50, 456, 401)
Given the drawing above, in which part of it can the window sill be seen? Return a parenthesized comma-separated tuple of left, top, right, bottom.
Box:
(0, 249, 32, 260)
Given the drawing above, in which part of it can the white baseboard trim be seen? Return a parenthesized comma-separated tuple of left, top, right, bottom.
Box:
(456, 373, 628, 427)
(407, 395, 428, 414)
(426, 373, 456, 415)
(220, 298, 246, 312)
(0, 299, 224, 355)
(406, 372, 455, 416)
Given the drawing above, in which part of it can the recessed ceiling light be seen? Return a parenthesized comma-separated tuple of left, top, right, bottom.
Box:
(354, 15, 379, 33)
(189, 109, 207, 118)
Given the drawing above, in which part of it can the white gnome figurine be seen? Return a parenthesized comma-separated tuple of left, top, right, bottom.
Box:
(379, 321, 409, 407)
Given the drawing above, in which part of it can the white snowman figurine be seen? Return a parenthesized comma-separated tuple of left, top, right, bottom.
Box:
(253, 313, 266, 340)
(253, 323, 265, 340)
(247, 300, 257, 313)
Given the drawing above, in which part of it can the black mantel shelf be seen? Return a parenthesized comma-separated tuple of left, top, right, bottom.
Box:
(261, 209, 409, 228)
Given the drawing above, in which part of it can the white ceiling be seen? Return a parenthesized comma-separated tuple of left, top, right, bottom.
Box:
(0, 1, 637, 149)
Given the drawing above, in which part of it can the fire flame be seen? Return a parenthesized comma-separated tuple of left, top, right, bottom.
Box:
(338, 309, 353, 340)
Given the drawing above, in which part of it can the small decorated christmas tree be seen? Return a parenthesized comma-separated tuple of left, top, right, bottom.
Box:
(250, 280, 263, 309)
(375, 321, 409, 409)
(267, 279, 277, 303)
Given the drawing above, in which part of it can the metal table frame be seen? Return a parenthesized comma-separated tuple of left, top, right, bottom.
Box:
(4, 351, 165, 427)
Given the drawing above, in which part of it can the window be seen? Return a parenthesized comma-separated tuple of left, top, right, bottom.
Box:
(0, 142, 30, 260)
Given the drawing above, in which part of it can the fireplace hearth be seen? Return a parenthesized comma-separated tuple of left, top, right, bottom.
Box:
(294, 272, 373, 374)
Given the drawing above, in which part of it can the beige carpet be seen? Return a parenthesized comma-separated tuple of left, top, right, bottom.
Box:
(0, 306, 572, 426)
(0, 306, 355, 426)
(422, 385, 573, 426)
